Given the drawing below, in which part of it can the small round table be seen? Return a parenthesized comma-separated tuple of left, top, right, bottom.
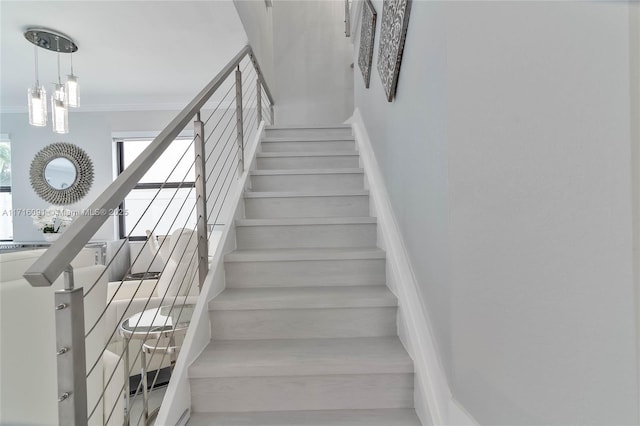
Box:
(118, 304, 195, 425)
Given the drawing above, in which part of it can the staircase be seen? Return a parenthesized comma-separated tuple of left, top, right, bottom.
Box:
(187, 125, 422, 425)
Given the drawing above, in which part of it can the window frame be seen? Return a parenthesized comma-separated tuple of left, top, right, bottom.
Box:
(0, 137, 12, 242)
(115, 138, 196, 241)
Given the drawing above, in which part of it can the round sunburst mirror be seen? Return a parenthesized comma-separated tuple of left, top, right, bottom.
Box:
(30, 142, 93, 205)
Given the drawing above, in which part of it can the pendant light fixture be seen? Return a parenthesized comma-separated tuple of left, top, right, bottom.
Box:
(52, 37, 68, 134)
(27, 39, 47, 126)
(24, 28, 79, 133)
(66, 50, 80, 108)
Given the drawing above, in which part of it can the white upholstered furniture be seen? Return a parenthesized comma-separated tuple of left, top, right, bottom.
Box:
(0, 248, 109, 425)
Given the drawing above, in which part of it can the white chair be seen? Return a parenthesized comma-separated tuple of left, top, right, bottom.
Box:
(0, 248, 108, 425)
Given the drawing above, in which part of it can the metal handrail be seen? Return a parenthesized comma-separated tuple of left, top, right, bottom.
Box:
(23, 45, 273, 288)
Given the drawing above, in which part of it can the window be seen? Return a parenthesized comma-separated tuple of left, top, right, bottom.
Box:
(0, 139, 11, 241)
(117, 138, 197, 240)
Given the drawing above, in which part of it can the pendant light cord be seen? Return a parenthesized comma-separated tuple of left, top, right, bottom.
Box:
(33, 41, 39, 87)
(56, 37, 61, 84)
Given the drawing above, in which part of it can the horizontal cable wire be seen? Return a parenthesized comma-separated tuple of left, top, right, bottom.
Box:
(85, 153, 198, 379)
(129, 235, 202, 425)
(97, 53, 266, 423)
(135, 144, 242, 424)
(104, 128, 243, 424)
(87, 186, 198, 410)
(204, 122, 238, 186)
(83, 148, 198, 368)
(242, 85, 258, 110)
(83, 136, 197, 301)
(203, 104, 234, 148)
(202, 79, 235, 127)
(244, 104, 259, 137)
(205, 137, 241, 204)
(102, 213, 200, 424)
(207, 148, 242, 228)
(100, 125, 241, 422)
(92, 195, 199, 422)
(204, 108, 237, 164)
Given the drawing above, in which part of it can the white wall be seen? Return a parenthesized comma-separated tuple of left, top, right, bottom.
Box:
(353, 1, 638, 424)
(233, 0, 275, 91)
(353, 0, 452, 377)
(0, 109, 182, 242)
(272, 0, 354, 125)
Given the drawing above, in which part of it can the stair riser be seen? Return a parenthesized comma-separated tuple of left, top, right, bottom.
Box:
(236, 223, 377, 249)
(261, 140, 356, 152)
(245, 195, 369, 219)
(265, 128, 353, 138)
(210, 307, 397, 340)
(188, 409, 422, 426)
(190, 373, 414, 413)
(250, 173, 364, 192)
(257, 156, 359, 170)
(225, 259, 385, 288)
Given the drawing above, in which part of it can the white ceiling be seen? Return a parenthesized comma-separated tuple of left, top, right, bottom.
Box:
(0, 0, 248, 112)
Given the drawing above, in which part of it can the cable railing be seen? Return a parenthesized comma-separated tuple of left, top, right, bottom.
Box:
(22, 45, 274, 426)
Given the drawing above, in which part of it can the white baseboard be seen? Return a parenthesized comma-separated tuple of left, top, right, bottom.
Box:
(449, 399, 479, 426)
(348, 109, 475, 426)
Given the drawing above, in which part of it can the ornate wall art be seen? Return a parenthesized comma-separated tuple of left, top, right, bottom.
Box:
(358, 0, 377, 88)
(30, 142, 94, 205)
(377, 0, 412, 102)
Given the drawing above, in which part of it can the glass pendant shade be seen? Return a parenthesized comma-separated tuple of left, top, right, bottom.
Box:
(66, 74, 80, 107)
(52, 83, 68, 134)
(28, 86, 47, 126)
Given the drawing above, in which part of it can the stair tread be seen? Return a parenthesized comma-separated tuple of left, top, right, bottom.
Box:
(225, 247, 385, 262)
(236, 217, 376, 227)
(257, 151, 359, 158)
(244, 190, 368, 198)
(250, 168, 364, 176)
(188, 409, 421, 425)
(189, 336, 412, 378)
(262, 136, 355, 142)
(265, 124, 352, 130)
(210, 286, 396, 311)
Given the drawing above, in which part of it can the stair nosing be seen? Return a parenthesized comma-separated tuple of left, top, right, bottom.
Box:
(250, 168, 364, 176)
(244, 190, 368, 199)
(235, 217, 376, 227)
(189, 336, 412, 379)
(256, 151, 360, 158)
(265, 124, 352, 130)
(262, 136, 355, 142)
(224, 248, 385, 262)
(209, 285, 397, 311)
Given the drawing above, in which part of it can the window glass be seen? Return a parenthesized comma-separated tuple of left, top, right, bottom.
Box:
(118, 138, 196, 239)
(0, 141, 12, 241)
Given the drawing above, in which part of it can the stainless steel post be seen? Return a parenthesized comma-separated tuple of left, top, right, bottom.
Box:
(235, 66, 244, 174)
(194, 112, 209, 288)
(55, 265, 88, 426)
(256, 79, 262, 126)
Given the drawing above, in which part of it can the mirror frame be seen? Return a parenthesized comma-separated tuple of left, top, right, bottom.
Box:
(29, 142, 94, 205)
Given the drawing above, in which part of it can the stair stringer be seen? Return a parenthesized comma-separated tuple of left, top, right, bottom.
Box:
(349, 109, 478, 426)
(155, 122, 266, 426)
